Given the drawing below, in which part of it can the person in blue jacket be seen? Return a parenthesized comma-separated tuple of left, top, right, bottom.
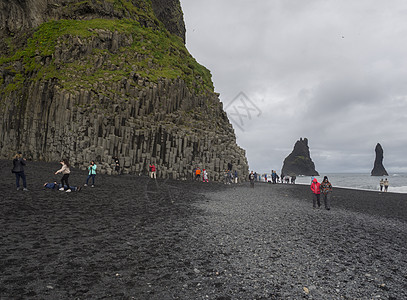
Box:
(84, 161, 97, 187)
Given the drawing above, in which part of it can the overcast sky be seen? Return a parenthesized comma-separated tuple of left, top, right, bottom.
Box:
(179, 0, 407, 174)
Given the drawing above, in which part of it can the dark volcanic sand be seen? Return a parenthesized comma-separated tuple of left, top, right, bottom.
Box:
(1, 160, 406, 299)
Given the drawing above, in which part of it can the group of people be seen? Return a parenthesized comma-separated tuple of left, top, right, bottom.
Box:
(310, 176, 333, 210)
(223, 169, 238, 184)
(12, 152, 98, 193)
(193, 168, 209, 182)
(379, 178, 389, 192)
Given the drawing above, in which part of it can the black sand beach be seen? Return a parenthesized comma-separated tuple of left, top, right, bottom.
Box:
(1, 160, 406, 299)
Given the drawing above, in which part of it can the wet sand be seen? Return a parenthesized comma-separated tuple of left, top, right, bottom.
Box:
(1, 160, 406, 299)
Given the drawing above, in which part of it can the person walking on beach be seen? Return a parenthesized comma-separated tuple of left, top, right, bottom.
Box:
(149, 164, 156, 179)
(55, 159, 71, 192)
(113, 156, 121, 175)
(249, 171, 255, 188)
(234, 170, 238, 184)
(310, 178, 321, 208)
(12, 151, 28, 191)
(384, 178, 389, 192)
(203, 169, 208, 182)
(379, 178, 384, 191)
(320, 176, 332, 210)
(84, 161, 97, 187)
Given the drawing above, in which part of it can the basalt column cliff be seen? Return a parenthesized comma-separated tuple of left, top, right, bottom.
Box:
(0, 0, 248, 180)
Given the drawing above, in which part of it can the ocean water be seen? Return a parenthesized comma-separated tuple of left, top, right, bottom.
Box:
(293, 173, 407, 194)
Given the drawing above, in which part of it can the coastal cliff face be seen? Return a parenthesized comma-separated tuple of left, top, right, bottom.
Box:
(281, 138, 319, 176)
(371, 143, 388, 176)
(0, 0, 248, 180)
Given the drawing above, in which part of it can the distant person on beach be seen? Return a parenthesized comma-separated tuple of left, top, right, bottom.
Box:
(380, 178, 384, 192)
(320, 176, 332, 210)
(254, 172, 258, 181)
(149, 164, 156, 179)
(195, 168, 201, 181)
(84, 161, 97, 187)
(234, 170, 238, 183)
(44, 182, 81, 192)
(384, 178, 389, 192)
(113, 156, 121, 175)
(249, 171, 255, 188)
(291, 175, 296, 184)
(12, 151, 28, 191)
(55, 159, 71, 192)
(203, 169, 208, 182)
(310, 178, 321, 208)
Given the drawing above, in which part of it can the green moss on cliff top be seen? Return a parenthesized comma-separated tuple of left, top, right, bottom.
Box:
(1, 18, 213, 95)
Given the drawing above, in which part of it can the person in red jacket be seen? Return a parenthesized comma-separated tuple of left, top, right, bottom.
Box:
(149, 164, 156, 179)
(310, 178, 321, 209)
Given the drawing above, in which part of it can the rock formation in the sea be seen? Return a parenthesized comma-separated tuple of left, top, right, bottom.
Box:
(281, 138, 319, 176)
(0, 0, 248, 181)
(371, 143, 388, 176)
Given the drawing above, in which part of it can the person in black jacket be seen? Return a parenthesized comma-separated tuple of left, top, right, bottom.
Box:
(12, 151, 28, 191)
(249, 171, 255, 188)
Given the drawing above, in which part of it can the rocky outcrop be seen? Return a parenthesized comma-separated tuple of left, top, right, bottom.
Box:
(0, 0, 185, 41)
(0, 1, 248, 180)
(281, 138, 319, 176)
(371, 143, 388, 176)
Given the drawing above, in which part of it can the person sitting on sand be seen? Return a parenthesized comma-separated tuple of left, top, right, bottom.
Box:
(320, 176, 332, 210)
(44, 182, 81, 192)
(310, 178, 321, 209)
(384, 178, 389, 192)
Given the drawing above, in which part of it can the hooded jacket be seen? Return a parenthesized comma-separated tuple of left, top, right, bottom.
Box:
(310, 178, 321, 194)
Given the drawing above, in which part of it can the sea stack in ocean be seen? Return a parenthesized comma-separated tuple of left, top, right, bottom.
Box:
(0, 0, 249, 181)
(371, 143, 388, 176)
(281, 138, 319, 176)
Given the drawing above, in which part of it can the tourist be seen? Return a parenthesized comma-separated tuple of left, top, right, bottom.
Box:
(249, 171, 255, 188)
(234, 170, 238, 184)
(55, 159, 71, 192)
(228, 170, 233, 184)
(271, 170, 277, 184)
(149, 164, 156, 179)
(384, 178, 389, 192)
(291, 175, 296, 184)
(310, 178, 321, 209)
(320, 176, 332, 210)
(12, 151, 28, 191)
(202, 169, 208, 182)
(379, 178, 384, 192)
(84, 161, 97, 187)
(195, 168, 201, 181)
(113, 156, 121, 175)
(44, 182, 81, 192)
